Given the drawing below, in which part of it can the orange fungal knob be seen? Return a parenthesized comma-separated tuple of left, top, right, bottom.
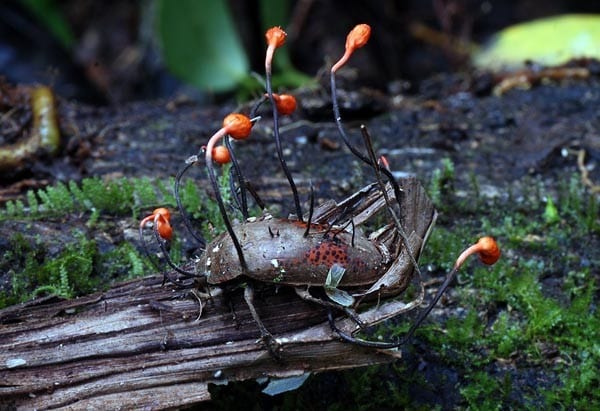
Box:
(212, 145, 231, 164)
(265, 26, 287, 48)
(155, 216, 173, 240)
(222, 113, 252, 140)
(454, 236, 501, 270)
(270, 93, 297, 115)
(140, 207, 173, 241)
(152, 207, 171, 222)
(331, 23, 372, 73)
(345, 24, 371, 52)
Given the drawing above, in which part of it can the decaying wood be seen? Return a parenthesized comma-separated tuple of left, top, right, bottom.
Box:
(0, 274, 416, 410)
(0, 176, 435, 410)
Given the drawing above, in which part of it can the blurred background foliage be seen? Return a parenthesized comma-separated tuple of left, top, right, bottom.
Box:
(1, 0, 599, 104)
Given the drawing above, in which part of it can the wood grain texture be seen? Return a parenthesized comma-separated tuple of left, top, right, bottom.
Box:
(1, 275, 406, 410)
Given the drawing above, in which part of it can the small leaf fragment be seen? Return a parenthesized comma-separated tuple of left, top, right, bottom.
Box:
(324, 264, 355, 307)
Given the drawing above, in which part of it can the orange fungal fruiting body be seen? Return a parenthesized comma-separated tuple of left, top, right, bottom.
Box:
(222, 113, 252, 140)
(345, 24, 371, 51)
(212, 146, 231, 164)
(271, 93, 297, 115)
(265, 26, 287, 48)
(475, 236, 501, 265)
(155, 215, 173, 240)
(454, 236, 501, 270)
(140, 207, 173, 240)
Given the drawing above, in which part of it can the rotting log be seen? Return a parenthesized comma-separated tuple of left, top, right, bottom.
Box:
(0, 274, 407, 410)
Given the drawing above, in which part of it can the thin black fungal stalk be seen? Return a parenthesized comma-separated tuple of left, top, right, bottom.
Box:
(205, 151, 247, 270)
(249, 94, 269, 119)
(360, 125, 422, 274)
(138, 221, 166, 274)
(329, 237, 501, 348)
(151, 223, 199, 280)
(138, 211, 198, 286)
(303, 183, 315, 237)
(330, 24, 422, 277)
(243, 180, 267, 210)
(223, 136, 249, 219)
(174, 157, 207, 246)
(329, 56, 404, 206)
(265, 26, 304, 221)
(203, 113, 257, 270)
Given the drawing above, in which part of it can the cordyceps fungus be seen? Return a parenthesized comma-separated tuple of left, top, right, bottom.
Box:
(204, 113, 255, 270)
(330, 24, 422, 278)
(263, 26, 304, 221)
(402, 237, 501, 344)
(331, 23, 372, 73)
(400, 236, 501, 343)
(140, 207, 173, 241)
(139, 206, 197, 283)
(270, 93, 297, 116)
(328, 236, 502, 348)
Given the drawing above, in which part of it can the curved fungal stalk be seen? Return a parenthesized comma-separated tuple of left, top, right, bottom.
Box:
(139, 207, 198, 282)
(203, 113, 255, 270)
(329, 24, 402, 199)
(173, 114, 261, 251)
(397, 236, 501, 343)
(331, 24, 371, 73)
(330, 24, 422, 276)
(174, 158, 207, 246)
(223, 135, 249, 218)
(264, 26, 304, 221)
(329, 237, 501, 348)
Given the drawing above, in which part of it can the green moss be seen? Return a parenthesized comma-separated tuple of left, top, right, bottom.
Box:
(1, 176, 172, 221)
(429, 157, 455, 209)
(328, 171, 599, 409)
(1, 232, 98, 303)
(0, 175, 215, 308)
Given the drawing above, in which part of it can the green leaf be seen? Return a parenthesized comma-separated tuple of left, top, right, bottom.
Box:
(324, 263, 355, 307)
(20, 0, 75, 49)
(156, 0, 250, 92)
(473, 14, 600, 69)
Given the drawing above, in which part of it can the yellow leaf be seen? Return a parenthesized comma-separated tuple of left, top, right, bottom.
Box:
(473, 14, 600, 69)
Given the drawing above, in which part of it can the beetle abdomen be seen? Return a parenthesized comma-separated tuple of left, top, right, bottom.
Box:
(199, 218, 386, 287)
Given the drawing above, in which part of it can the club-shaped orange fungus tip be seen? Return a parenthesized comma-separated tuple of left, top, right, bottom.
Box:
(454, 236, 501, 270)
(265, 26, 287, 48)
(212, 145, 231, 164)
(271, 93, 297, 115)
(222, 113, 252, 140)
(346, 24, 371, 52)
(476, 236, 501, 265)
(152, 207, 171, 222)
(156, 217, 173, 240)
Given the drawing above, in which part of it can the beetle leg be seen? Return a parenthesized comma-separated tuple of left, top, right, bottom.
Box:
(294, 287, 364, 327)
(327, 309, 403, 348)
(243, 284, 282, 360)
(328, 266, 426, 347)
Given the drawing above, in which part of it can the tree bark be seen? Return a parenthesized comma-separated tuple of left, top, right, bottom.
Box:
(0, 274, 408, 410)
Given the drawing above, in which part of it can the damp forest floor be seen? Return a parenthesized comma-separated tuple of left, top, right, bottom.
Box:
(1, 69, 599, 410)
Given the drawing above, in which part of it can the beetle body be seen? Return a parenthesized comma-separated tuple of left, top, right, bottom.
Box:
(199, 217, 388, 288)
(194, 178, 435, 303)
